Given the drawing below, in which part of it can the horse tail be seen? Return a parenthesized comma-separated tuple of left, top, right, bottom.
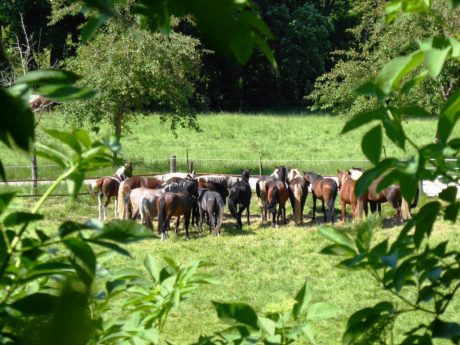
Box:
(256, 180, 262, 198)
(265, 187, 279, 211)
(141, 198, 152, 230)
(293, 184, 302, 224)
(328, 182, 338, 222)
(117, 181, 127, 219)
(356, 194, 364, 220)
(401, 198, 411, 221)
(89, 178, 103, 199)
(411, 187, 420, 209)
(215, 198, 224, 235)
(228, 193, 238, 218)
(158, 197, 168, 234)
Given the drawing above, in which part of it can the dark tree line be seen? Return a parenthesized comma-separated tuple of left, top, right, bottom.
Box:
(0, 0, 356, 111)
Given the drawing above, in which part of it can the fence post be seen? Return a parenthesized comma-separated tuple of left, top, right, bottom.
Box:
(170, 155, 177, 173)
(259, 154, 263, 176)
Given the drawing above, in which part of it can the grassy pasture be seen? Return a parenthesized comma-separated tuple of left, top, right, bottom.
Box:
(2, 112, 458, 181)
(9, 194, 460, 345)
(2, 112, 460, 343)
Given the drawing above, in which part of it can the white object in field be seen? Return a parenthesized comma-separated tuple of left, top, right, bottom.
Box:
(422, 179, 460, 199)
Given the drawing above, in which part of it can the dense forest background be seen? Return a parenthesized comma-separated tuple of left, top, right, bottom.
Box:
(1, 0, 459, 115)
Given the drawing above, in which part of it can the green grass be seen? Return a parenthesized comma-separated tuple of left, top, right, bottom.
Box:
(1, 112, 459, 180)
(9, 193, 460, 345)
(3, 112, 460, 343)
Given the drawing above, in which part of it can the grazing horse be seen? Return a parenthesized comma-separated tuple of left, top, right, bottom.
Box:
(350, 168, 418, 221)
(288, 176, 309, 225)
(337, 170, 364, 222)
(90, 163, 133, 221)
(228, 170, 252, 230)
(265, 166, 289, 227)
(303, 171, 338, 223)
(197, 189, 225, 236)
(117, 176, 163, 219)
(157, 180, 198, 240)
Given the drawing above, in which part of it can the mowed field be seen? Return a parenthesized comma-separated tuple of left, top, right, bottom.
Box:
(2, 112, 460, 344)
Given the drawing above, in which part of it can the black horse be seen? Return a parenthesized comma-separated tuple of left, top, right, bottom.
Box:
(228, 170, 252, 230)
(198, 189, 225, 236)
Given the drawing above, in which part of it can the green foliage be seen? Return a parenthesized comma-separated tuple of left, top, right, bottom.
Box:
(194, 280, 340, 345)
(319, 0, 460, 343)
(61, 23, 202, 135)
(308, 0, 460, 117)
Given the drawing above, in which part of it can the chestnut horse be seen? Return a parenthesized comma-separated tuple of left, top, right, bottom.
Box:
(90, 162, 133, 221)
(118, 176, 163, 219)
(303, 171, 338, 223)
(157, 180, 198, 240)
(337, 170, 364, 222)
(265, 166, 289, 227)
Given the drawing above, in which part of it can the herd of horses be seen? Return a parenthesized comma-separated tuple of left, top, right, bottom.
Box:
(89, 163, 419, 240)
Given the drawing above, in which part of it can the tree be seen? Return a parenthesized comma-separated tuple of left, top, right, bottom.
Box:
(308, 0, 460, 116)
(61, 22, 203, 139)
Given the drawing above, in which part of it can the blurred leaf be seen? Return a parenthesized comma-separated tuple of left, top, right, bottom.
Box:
(439, 186, 458, 202)
(89, 240, 131, 257)
(230, 32, 254, 65)
(321, 244, 357, 257)
(15, 69, 79, 86)
(431, 319, 460, 341)
(64, 238, 96, 285)
(36, 84, 96, 101)
(0, 161, 5, 181)
(91, 220, 152, 243)
(258, 317, 276, 337)
(144, 254, 161, 282)
(0, 88, 35, 152)
(319, 226, 355, 251)
(293, 280, 312, 319)
(10, 293, 58, 315)
(59, 221, 88, 238)
(437, 90, 460, 143)
(341, 108, 386, 134)
(80, 14, 109, 44)
(212, 302, 259, 329)
(3, 212, 44, 227)
(307, 302, 341, 321)
(355, 159, 397, 196)
(0, 192, 16, 215)
(412, 202, 441, 248)
(362, 125, 382, 164)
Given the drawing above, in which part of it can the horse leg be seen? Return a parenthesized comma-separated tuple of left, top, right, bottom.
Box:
(283, 204, 287, 225)
(175, 217, 180, 233)
(98, 192, 103, 221)
(322, 199, 326, 222)
(272, 208, 277, 227)
(114, 197, 118, 218)
(247, 205, 250, 226)
(312, 195, 317, 221)
(378, 203, 382, 217)
(104, 196, 111, 222)
(184, 211, 191, 239)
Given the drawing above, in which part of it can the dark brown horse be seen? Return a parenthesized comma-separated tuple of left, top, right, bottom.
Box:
(90, 162, 133, 221)
(118, 175, 163, 219)
(265, 166, 289, 227)
(228, 170, 252, 230)
(303, 171, 338, 223)
(337, 170, 364, 222)
(157, 180, 198, 240)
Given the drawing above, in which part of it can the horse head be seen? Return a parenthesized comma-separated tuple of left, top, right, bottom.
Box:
(241, 169, 250, 182)
(303, 171, 319, 184)
(185, 180, 199, 199)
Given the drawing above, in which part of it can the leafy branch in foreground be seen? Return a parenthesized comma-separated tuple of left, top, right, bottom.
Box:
(194, 280, 341, 345)
(319, 0, 460, 343)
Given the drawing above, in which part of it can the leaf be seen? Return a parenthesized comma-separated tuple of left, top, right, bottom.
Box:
(375, 51, 424, 95)
(362, 125, 382, 164)
(230, 32, 254, 65)
(59, 221, 88, 238)
(439, 186, 458, 202)
(80, 14, 109, 44)
(355, 159, 397, 196)
(144, 254, 161, 282)
(64, 238, 96, 286)
(15, 69, 80, 86)
(321, 244, 357, 257)
(3, 212, 44, 227)
(88, 240, 131, 257)
(0, 88, 35, 152)
(423, 46, 451, 77)
(258, 317, 276, 337)
(447, 0, 460, 8)
(36, 84, 96, 101)
(10, 293, 58, 315)
(319, 226, 355, 252)
(293, 280, 312, 319)
(431, 319, 460, 341)
(413, 202, 441, 248)
(0, 161, 5, 181)
(341, 108, 386, 134)
(91, 220, 152, 243)
(212, 302, 259, 329)
(437, 90, 460, 143)
(307, 302, 341, 321)
(0, 192, 16, 215)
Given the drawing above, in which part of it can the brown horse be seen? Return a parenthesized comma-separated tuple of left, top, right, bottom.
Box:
(89, 162, 133, 221)
(157, 180, 198, 240)
(118, 176, 163, 219)
(288, 176, 309, 225)
(256, 177, 270, 222)
(303, 171, 338, 223)
(265, 166, 289, 227)
(337, 170, 364, 222)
